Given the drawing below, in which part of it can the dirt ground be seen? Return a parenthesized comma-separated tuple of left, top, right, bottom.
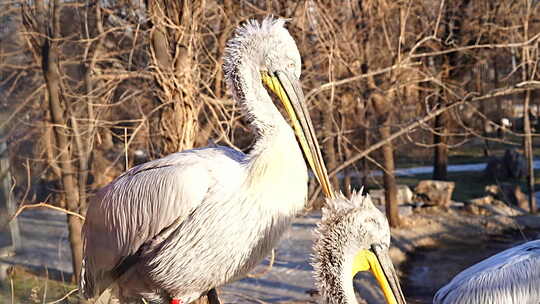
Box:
(219, 199, 540, 304)
(1, 200, 539, 303)
(389, 203, 540, 304)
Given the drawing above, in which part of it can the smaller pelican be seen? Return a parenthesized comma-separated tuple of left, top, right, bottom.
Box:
(433, 239, 540, 304)
(312, 191, 406, 304)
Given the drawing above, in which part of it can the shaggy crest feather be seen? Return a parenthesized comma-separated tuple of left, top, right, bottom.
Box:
(322, 189, 366, 215)
(223, 16, 287, 91)
(222, 17, 291, 128)
(220, 16, 301, 136)
(312, 191, 389, 304)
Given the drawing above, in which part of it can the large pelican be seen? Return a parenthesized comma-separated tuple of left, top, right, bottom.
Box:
(312, 192, 407, 304)
(80, 17, 333, 304)
(433, 239, 540, 304)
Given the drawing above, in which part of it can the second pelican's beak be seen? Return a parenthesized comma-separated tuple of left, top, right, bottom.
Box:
(352, 245, 407, 304)
(261, 70, 334, 198)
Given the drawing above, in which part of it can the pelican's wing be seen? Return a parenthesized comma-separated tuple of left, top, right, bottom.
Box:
(433, 240, 540, 304)
(80, 147, 245, 298)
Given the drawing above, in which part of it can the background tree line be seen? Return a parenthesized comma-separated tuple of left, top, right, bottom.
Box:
(1, 0, 539, 288)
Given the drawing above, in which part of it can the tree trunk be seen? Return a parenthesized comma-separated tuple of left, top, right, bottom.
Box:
(72, 1, 105, 217)
(432, 0, 471, 181)
(41, 0, 84, 282)
(475, 60, 490, 157)
(521, 1, 537, 214)
(361, 107, 370, 188)
(523, 89, 537, 213)
(323, 102, 339, 193)
(433, 109, 448, 181)
(343, 145, 353, 197)
(380, 124, 399, 227)
(371, 93, 400, 227)
(148, 0, 202, 154)
(492, 57, 505, 139)
(214, 0, 234, 98)
(0, 143, 21, 255)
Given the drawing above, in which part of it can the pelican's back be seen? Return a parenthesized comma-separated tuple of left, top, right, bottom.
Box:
(433, 240, 540, 304)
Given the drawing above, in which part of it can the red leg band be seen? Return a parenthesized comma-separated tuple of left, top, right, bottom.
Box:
(171, 299, 183, 304)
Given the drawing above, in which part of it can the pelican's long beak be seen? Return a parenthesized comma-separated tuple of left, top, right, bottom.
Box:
(352, 245, 407, 304)
(261, 70, 334, 198)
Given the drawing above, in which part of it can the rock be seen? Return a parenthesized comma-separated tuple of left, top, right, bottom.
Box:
(513, 186, 529, 210)
(398, 205, 413, 217)
(375, 204, 413, 217)
(484, 184, 499, 196)
(414, 180, 455, 208)
(485, 157, 505, 179)
(489, 200, 523, 216)
(470, 195, 494, 206)
(466, 183, 526, 216)
(485, 183, 529, 211)
(465, 202, 488, 215)
(467, 183, 529, 215)
(369, 189, 385, 205)
(502, 149, 526, 179)
(368, 185, 414, 206)
(484, 149, 526, 179)
(0, 263, 12, 281)
(465, 196, 494, 215)
(450, 201, 465, 208)
(466, 197, 523, 217)
(397, 185, 414, 204)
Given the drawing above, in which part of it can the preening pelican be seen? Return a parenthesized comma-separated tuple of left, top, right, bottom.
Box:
(80, 17, 333, 304)
(433, 239, 540, 304)
(312, 192, 406, 304)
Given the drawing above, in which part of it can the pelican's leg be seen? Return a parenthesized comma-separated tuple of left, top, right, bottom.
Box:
(207, 288, 221, 304)
(170, 288, 219, 304)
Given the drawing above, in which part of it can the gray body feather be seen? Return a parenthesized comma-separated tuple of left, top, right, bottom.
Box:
(81, 17, 309, 303)
(433, 239, 540, 304)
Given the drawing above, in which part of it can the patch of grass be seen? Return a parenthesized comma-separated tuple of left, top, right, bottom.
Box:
(394, 135, 540, 168)
(0, 267, 79, 304)
(366, 169, 540, 203)
(397, 171, 491, 202)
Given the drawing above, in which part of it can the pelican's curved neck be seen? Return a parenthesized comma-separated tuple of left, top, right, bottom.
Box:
(235, 62, 290, 137)
(339, 259, 360, 304)
(231, 62, 308, 193)
(317, 247, 359, 304)
(232, 61, 301, 165)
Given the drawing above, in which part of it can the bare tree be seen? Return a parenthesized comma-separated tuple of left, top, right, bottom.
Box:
(371, 92, 400, 227)
(519, 0, 538, 213)
(432, 0, 471, 180)
(148, 0, 205, 154)
(22, 0, 84, 282)
(2, 1, 539, 301)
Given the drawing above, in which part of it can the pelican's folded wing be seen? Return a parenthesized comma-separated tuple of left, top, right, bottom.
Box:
(80, 147, 245, 299)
